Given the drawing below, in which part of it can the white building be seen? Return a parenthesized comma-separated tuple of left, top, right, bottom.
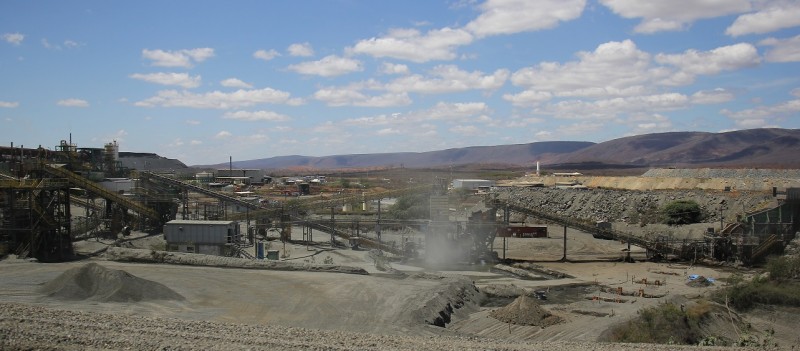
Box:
(451, 179, 494, 190)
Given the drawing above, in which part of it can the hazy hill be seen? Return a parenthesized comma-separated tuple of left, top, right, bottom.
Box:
(191, 128, 800, 170)
(205, 141, 594, 170)
(559, 128, 800, 167)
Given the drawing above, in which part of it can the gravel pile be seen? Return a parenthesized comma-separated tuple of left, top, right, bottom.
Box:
(3, 302, 742, 350)
(500, 187, 772, 224)
(38, 262, 184, 302)
(489, 295, 562, 327)
(642, 168, 800, 179)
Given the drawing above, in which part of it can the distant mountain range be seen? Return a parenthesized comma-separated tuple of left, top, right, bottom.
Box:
(187, 128, 800, 170)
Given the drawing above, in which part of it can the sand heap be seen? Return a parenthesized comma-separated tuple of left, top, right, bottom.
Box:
(489, 295, 562, 327)
(39, 263, 184, 302)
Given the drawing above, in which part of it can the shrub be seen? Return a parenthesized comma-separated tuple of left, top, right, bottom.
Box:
(662, 200, 703, 225)
(605, 302, 708, 345)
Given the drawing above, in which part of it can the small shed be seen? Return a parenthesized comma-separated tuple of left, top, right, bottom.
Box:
(163, 220, 239, 256)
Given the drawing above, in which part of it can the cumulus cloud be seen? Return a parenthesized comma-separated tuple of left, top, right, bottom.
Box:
(343, 101, 489, 127)
(142, 48, 214, 68)
(134, 87, 293, 109)
(449, 124, 482, 136)
(222, 110, 290, 122)
(384, 65, 509, 94)
(2, 33, 24, 45)
(287, 55, 363, 77)
(0, 101, 19, 108)
(600, 0, 751, 33)
(129, 72, 202, 88)
(626, 113, 673, 134)
(721, 93, 800, 127)
(287, 42, 314, 57)
(510, 40, 665, 98)
(380, 62, 410, 75)
(536, 93, 690, 120)
(655, 43, 761, 83)
(759, 34, 800, 62)
(727, 2, 800, 36)
(253, 49, 280, 61)
(465, 0, 586, 37)
(57, 98, 89, 107)
(314, 86, 412, 107)
(503, 90, 553, 107)
(350, 27, 473, 63)
(215, 131, 232, 139)
(220, 78, 253, 89)
(691, 88, 735, 104)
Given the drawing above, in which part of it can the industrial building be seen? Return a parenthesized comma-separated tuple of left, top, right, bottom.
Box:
(451, 179, 494, 190)
(163, 219, 240, 256)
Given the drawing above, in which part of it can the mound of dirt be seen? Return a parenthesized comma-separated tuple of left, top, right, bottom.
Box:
(39, 263, 184, 302)
(489, 295, 562, 327)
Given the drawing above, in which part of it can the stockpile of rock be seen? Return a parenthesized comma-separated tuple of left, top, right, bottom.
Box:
(489, 295, 562, 327)
(500, 187, 771, 225)
(38, 263, 184, 302)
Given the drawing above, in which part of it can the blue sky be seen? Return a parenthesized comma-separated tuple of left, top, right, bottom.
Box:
(2, 0, 799, 166)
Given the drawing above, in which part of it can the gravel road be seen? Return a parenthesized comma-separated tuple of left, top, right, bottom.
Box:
(1, 302, 743, 351)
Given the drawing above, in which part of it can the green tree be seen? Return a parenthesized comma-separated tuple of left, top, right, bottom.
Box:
(662, 200, 703, 225)
(387, 193, 430, 220)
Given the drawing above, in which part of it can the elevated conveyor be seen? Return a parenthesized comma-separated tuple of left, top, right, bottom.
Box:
(41, 164, 161, 222)
(496, 200, 679, 257)
(139, 171, 260, 210)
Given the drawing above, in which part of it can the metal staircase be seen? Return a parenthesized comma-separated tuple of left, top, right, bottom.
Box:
(751, 234, 781, 262)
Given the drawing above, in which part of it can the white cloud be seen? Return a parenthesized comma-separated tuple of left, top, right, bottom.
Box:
(503, 90, 553, 107)
(287, 42, 314, 57)
(342, 101, 490, 127)
(220, 78, 253, 89)
(655, 43, 761, 83)
(64, 40, 80, 49)
(0, 101, 19, 108)
(537, 93, 689, 120)
(727, 2, 800, 36)
(721, 94, 800, 127)
(253, 49, 280, 61)
(449, 125, 482, 136)
(287, 55, 363, 77)
(691, 88, 735, 104)
(215, 131, 232, 139)
(376, 128, 401, 136)
(129, 72, 201, 88)
(185, 120, 201, 125)
(384, 65, 509, 94)
(626, 113, 673, 134)
(600, 0, 751, 33)
(142, 48, 215, 68)
(222, 110, 290, 122)
(190, 140, 202, 145)
(134, 87, 293, 109)
(57, 98, 89, 107)
(350, 27, 473, 63)
(511, 40, 665, 98)
(380, 62, 410, 75)
(314, 86, 412, 107)
(2, 33, 24, 45)
(760, 34, 800, 62)
(465, 0, 586, 37)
